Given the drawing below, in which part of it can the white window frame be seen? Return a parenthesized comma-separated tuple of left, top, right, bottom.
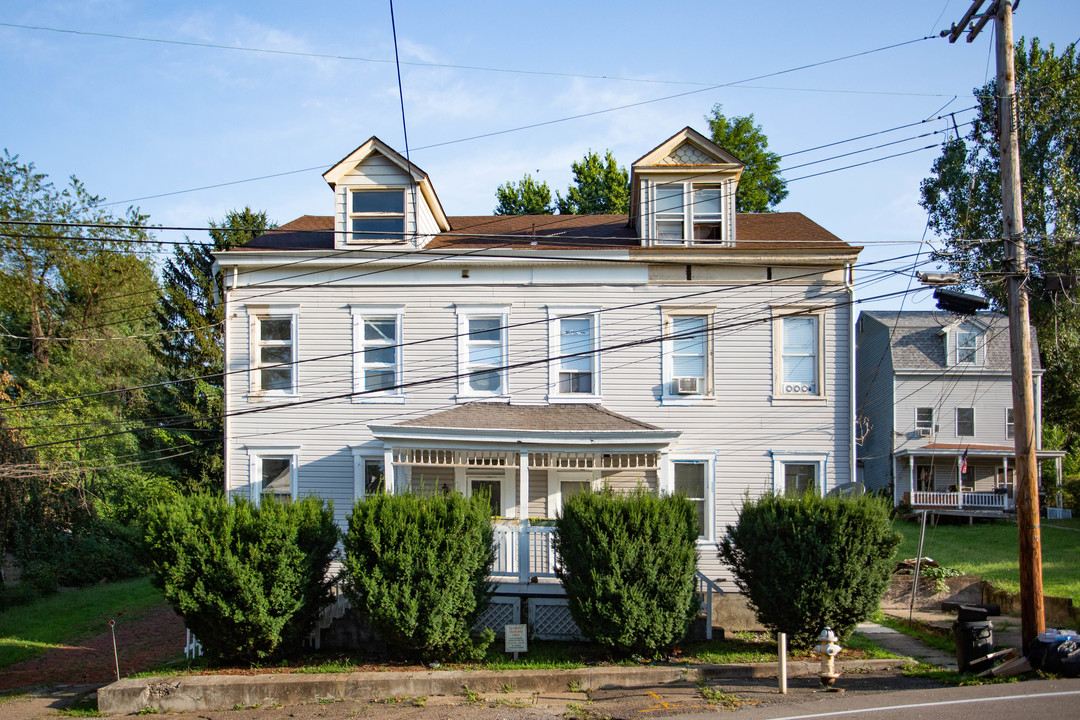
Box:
(660, 309, 714, 403)
(772, 310, 826, 400)
(351, 447, 386, 501)
(546, 469, 600, 518)
(956, 407, 976, 436)
(1006, 408, 1015, 439)
(915, 407, 935, 433)
(348, 188, 406, 243)
(667, 455, 715, 542)
(455, 305, 511, 400)
(246, 446, 300, 507)
(465, 467, 516, 519)
(546, 307, 601, 403)
(246, 305, 300, 399)
(771, 452, 828, 496)
(350, 305, 405, 403)
(951, 324, 985, 366)
(650, 181, 725, 246)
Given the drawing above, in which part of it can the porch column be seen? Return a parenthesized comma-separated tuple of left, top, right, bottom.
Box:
(1056, 456, 1065, 509)
(383, 448, 395, 494)
(957, 455, 963, 510)
(909, 458, 915, 499)
(518, 453, 530, 584)
(1003, 456, 1010, 511)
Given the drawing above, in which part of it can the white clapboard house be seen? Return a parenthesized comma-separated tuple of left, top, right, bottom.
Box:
(214, 127, 862, 639)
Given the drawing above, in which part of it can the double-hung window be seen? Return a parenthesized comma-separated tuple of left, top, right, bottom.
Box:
(661, 311, 712, 401)
(957, 407, 975, 436)
(349, 189, 405, 242)
(456, 305, 510, 398)
(247, 306, 299, 398)
(672, 460, 712, 540)
(915, 407, 934, 434)
(246, 447, 299, 506)
(652, 182, 724, 245)
(771, 452, 828, 496)
(953, 324, 984, 365)
(548, 308, 600, 401)
(1006, 408, 1015, 439)
(773, 312, 824, 398)
(350, 305, 405, 402)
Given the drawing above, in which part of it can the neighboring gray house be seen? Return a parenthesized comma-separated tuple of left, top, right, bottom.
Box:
(856, 310, 1063, 514)
(214, 128, 862, 634)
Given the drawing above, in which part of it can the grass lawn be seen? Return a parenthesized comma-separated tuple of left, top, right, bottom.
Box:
(0, 577, 164, 668)
(892, 517, 1080, 604)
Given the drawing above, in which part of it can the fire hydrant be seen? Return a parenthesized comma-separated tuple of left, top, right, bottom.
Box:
(813, 627, 842, 690)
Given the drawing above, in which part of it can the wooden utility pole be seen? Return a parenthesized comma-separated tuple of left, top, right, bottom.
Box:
(943, 0, 1044, 652)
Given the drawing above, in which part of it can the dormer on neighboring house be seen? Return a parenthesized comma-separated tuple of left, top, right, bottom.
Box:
(942, 317, 989, 367)
(629, 127, 744, 247)
(322, 136, 450, 249)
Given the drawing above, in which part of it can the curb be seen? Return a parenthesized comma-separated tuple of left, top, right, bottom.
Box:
(97, 659, 911, 715)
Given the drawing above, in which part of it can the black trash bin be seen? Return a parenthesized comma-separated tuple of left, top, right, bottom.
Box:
(954, 619, 994, 673)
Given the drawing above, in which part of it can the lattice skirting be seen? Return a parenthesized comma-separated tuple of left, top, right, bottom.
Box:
(528, 597, 584, 641)
(475, 596, 521, 637)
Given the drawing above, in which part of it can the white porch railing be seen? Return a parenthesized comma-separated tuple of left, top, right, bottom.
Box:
(491, 523, 558, 582)
(911, 491, 1010, 510)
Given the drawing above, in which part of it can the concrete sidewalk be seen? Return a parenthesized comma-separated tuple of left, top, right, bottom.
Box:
(857, 621, 956, 669)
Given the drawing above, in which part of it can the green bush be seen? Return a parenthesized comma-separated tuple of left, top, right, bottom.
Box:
(719, 492, 901, 649)
(342, 492, 494, 662)
(143, 493, 338, 663)
(14, 516, 144, 590)
(554, 489, 699, 656)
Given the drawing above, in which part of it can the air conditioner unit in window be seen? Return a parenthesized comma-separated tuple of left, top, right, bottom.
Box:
(673, 376, 704, 395)
(918, 428, 932, 437)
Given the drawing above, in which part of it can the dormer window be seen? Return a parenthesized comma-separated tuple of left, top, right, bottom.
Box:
(951, 324, 985, 365)
(350, 189, 405, 242)
(653, 183, 723, 244)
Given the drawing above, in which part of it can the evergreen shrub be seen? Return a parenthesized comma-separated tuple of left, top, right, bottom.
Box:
(718, 492, 901, 649)
(143, 492, 338, 662)
(342, 492, 494, 661)
(554, 489, 699, 656)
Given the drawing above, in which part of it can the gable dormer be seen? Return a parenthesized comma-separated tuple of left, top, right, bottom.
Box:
(322, 137, 450, 249)
(940, 317, 989, 366)
(629, 127, 744, 247)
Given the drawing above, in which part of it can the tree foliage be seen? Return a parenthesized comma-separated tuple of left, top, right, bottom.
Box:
(706, 104, 787, 213)
(719, 492, 900, 649)
(555, 150, 630, 215)
(920, 38, 1080, 438)
(554, 489, 699, 656)
(494, 174, 554, 215)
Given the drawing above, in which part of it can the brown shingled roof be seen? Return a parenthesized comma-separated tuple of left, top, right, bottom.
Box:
(394, 403, 662, 432)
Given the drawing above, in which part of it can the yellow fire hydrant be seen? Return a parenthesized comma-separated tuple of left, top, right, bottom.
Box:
(813, 627, 842, 690)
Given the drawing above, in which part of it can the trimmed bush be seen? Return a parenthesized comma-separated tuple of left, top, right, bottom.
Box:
(143, 493, 338, 663)
(719, 492, 901, 649)
(342, 492, 494, 661)
(554, 489, 699, 656)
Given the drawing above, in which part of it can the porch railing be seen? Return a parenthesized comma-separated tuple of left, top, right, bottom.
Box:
(491, 523, 558, 583)
(911, 491, 1010, 510)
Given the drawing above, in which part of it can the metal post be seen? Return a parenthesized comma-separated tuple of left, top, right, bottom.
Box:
(778, 633, 788, 694)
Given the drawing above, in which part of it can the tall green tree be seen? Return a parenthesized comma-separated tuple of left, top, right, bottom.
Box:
(494, 174, 554, 215)
(920, 38, 1080, 437)
(706, 104, 788, 213)
(555, 150, 630, 215)
(151, 207, 275, 494)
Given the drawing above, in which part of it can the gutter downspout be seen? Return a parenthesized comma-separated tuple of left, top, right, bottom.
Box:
(846, 262, 856, 487)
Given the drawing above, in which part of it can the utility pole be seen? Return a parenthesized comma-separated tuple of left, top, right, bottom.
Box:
(943, 0, 1044, 653)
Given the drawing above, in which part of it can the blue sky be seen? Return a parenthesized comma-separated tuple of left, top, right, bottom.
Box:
(2, 1, 1078, 311)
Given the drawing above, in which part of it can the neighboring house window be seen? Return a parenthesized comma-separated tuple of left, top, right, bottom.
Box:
(349, 189, 405, 242)
(915, 407, 934, 434)
(350, 305, 405, 403)
(670, 457, 714, 540)
(247, 306, 299, 397)
(652, 182, 723, 244)
(1006, 408, 1015, 439)
(952, 324, 985, 365)
(456, 305, 510, 398)
(547, 308, 601, 401)
(773, 312, 824, 398)
(246, 447, 299, 506)
(771, 453, 828, 496)
(957, 407, 975, 436)
(662, 311, 712, 400)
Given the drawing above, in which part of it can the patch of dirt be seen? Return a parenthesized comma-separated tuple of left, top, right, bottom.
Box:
(0, 603, 184, 692)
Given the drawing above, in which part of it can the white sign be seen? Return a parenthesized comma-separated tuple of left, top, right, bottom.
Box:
(504, 624, 528, 654)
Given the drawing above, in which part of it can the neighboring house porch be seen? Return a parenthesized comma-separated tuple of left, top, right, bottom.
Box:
(895, 443, 1065, 516)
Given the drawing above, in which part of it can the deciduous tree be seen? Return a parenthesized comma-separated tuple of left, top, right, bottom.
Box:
(706, 104, 787, 213)
(494, 174, 553, 215)
(555, 150, 630, 215)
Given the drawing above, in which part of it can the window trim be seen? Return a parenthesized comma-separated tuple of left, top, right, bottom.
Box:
(546, 469, 600, 519)
(667, 455, 715, 542)
(915, 407, 935, 433)
(246, 305, 300, 399)
(950, 324, 985, 366)
(649, 180, 726, 246)
(660, 308, 714, 403)
(455, 304, 511, 400)
(246, 446, 300, 507)
(772, 310, 826, 400)
(348, 188, 406, 243)
(956, 407, 976, 436)
(351, 446, 386, 501)
(771, 451, 828, 496)
(1006, 408, 1015, 439)
(350, 305, 405, 404)
(546, 307, 602, 403)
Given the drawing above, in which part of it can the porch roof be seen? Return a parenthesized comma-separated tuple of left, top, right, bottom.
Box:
(895, 442, 1066, 459)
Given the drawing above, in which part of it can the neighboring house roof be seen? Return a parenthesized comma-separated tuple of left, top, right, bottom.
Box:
(238, 212, 851, 252)
(392, 402, 663, 433)
(861, 310, 1041, 372)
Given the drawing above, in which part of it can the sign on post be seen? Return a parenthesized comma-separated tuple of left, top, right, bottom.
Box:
(504, 624, 528, 660)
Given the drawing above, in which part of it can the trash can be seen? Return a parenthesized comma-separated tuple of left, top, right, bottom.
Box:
(954, 619, 994, 673)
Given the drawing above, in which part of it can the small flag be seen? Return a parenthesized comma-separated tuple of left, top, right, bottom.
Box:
(960, 450, 968, 475)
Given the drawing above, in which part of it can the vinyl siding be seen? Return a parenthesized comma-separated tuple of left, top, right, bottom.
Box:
(855, 314, 896, 494)
(893, 375, 1015, 450)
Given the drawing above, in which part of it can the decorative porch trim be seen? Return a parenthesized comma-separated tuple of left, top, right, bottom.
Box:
(391, 448, 517, 467)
